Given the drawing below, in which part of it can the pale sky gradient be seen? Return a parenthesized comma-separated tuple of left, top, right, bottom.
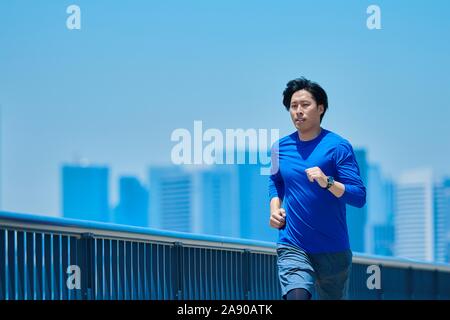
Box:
(1, 0, 450, 216)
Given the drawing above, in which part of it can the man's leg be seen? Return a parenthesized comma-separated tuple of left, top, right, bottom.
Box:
(276, 244, 316, 300)
(315, 267, 351, 300)
(311, 249, 352, 300)
(286, 288, 312, 300)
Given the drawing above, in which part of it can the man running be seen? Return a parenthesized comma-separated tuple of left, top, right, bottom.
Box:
(269, 77, 366, 300)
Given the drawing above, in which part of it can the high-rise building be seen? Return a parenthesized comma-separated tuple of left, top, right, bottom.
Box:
(346, 148, 368, 253)
(148, 165, 239, 237)
(198, 167, 239, 237)
(366, 164, 395, 256)
(367, 165, 386, 226)
(61, 164, 110, 222)
(0, 104, 2, 211)
(395, 169, 435, 262)
(114, 176, 149, 227)
(149, 166, 192, 233)
(238, 155, 277, 243)
(444, 178, 450, 264)
(434, 178, 450, 263)
(373, 224, 395, 256)
(395, 170, 450, 263)
(366, 164, 384, 254)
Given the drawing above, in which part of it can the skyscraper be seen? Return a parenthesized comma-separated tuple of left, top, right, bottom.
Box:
(346, 148, 368, 253)
(0, 104, 2, 211)
(238, 151, 277, 243)
(395, 170, 450, 263)
(366, 164, 395, 256)
(148, 156, 278, 242)
(446, 178, 450, 263)
(114, 176, 149, 227)
(434, 177, 450, 263)
(199, 167, 239, 237)
(373, 224, 395, 256)
(149, 166, 192, 233)
(395, 168, 434, 262)
(62, 164, 110, 222)
(148, 165, 239, 237)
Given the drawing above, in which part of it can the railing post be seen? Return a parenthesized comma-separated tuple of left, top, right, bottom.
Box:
(79, 233, 95, 300)
(378, 264, 384, 300)
(173, 242, 184, 300)
(433, 269, 439, 300)
(243, 249, 251, 300)
(406, 267, 414, 300)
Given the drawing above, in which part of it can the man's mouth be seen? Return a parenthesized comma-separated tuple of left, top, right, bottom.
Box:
(295, 118, 305, 122)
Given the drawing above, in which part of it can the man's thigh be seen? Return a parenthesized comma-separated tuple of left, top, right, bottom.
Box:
(310, 250, 353, 300)
(276, 244, 316, 299)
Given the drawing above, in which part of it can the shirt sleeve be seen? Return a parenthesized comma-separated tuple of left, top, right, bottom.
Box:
(333, 141, 367, 208)
(268, 142, 285, 201)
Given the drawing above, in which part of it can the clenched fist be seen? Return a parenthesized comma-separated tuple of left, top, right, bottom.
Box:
(270, 208, 286, 229)
(305, 166, 328, 188)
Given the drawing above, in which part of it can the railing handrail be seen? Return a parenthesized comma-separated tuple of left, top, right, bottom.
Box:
(0, 211, 277, 253)
(1, 210, 450, 272)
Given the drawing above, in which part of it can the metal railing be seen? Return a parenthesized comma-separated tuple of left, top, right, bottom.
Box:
(1, 211, 450, 300)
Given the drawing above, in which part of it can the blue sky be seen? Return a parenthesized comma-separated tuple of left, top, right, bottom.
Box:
(1, 0, 450, 216)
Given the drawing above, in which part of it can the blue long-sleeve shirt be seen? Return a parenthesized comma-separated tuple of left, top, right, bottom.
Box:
(269, 128, 366, 253)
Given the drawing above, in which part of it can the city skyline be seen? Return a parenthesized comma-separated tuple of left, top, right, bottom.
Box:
(55, 149, 450, 209)
(57, 148, 449, 263)
(5, 142, 446, 216)
(2, 125, 450, 217)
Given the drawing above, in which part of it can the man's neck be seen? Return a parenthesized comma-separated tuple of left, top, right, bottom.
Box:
(298, 126, 322, 142)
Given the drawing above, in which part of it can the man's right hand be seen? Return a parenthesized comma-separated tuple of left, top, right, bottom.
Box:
(270, 208, 286, 229)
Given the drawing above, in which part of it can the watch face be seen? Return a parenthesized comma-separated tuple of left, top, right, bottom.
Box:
(327, 176, 334, 188)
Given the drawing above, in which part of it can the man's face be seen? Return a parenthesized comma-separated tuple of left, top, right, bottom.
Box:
(289, 89, 324, 131)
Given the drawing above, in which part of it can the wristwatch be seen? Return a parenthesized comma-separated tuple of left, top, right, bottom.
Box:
(326, 176, 335, 189)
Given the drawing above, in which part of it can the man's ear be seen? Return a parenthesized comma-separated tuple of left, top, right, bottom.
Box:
(318, 104, 324, 115)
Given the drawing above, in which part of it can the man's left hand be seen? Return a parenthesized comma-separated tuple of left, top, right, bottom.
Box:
(305, 166, 328, 188)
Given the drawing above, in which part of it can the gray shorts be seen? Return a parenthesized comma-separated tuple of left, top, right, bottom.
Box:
(276, 243, 352, 300)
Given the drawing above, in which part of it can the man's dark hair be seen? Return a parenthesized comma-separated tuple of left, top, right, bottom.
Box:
(282, 77, 328, 123)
